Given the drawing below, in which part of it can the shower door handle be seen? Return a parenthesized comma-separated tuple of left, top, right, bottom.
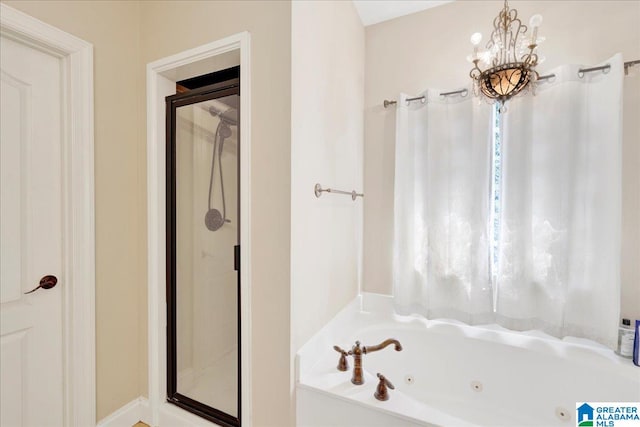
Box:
(234, 245, 240, 271)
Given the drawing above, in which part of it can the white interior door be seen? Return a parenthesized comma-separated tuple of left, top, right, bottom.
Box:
(0, 32, 65, 426)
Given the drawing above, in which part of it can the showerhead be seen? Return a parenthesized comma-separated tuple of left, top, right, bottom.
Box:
(205, 208, 225, 231)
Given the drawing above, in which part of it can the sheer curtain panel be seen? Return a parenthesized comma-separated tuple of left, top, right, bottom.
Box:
(498, 54, 623, 348)
(393, 91, 493, 323)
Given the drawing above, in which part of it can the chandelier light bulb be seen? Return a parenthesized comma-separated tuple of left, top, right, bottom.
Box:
(529, 14, 543, 28)
(470, 32, 483, 59)
(529, 14, 542, 45)
(470, 32, 483, 46)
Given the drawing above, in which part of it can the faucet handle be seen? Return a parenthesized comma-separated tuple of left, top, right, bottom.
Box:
(333, 345, 347, 354)
(333, 345, 349, 371)
(374, 373, 395, 401)
(377, 373, 394, 389)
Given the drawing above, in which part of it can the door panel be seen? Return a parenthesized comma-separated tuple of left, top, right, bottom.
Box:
(1, 69, 25, 305)
(176, 95, 239, 415)
(0, 34, 64, 426)
(0, 331, 26, 426)
(166, 79, 241, 427)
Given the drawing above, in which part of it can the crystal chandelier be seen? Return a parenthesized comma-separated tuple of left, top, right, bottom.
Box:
(468, 0, 544, 105)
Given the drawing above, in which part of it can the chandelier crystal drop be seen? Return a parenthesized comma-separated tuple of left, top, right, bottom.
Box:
(468, 0, 544, 105)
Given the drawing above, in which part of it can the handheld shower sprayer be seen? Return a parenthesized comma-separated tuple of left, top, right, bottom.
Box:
(205, 103, 237, 232)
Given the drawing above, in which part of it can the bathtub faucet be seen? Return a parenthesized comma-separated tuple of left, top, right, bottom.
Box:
(348, 339, 402, 385)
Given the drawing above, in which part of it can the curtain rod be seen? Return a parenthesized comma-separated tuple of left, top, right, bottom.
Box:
(383, 59, 640, 108)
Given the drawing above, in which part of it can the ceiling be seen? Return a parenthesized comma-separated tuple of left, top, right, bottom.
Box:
(352, 0, 454, 26)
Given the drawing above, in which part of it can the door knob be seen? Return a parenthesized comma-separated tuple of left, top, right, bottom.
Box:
(24, 275, 58, 294)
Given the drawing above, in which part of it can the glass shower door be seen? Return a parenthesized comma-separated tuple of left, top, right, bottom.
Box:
(166, 79, 240, 426)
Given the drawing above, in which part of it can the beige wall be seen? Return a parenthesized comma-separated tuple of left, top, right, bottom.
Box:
(363, 1, 640, 322)
(2, 0, 147, 419)
(290, 1, 364, 350)
(3, 0, 293, 424)
(139, 2, 293, 425)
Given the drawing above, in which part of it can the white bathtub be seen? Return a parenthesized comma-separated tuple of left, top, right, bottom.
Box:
(296, 293, 640, 427)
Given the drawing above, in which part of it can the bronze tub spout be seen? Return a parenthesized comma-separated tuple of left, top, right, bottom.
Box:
(364, 339, 402, 354)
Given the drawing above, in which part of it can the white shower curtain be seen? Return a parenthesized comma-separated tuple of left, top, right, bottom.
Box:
(393, 90, 493, 323)
(496, 54, 623, 347)
(393, 54, 623, 348)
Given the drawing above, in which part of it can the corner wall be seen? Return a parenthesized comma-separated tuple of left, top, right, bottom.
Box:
(290, 1, 365, 353)
(363, 1, 640, 322)
(140, 2, 293, 425)
(1, 0, 146, 419)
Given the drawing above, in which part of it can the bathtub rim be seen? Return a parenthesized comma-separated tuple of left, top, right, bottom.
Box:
(297, 292, 637, 378)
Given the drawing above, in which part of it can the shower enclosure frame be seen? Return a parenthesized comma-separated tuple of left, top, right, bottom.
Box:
(165, 78, 241, 427)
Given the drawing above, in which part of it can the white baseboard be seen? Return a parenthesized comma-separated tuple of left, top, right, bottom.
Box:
(97, 397, 150, 427)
